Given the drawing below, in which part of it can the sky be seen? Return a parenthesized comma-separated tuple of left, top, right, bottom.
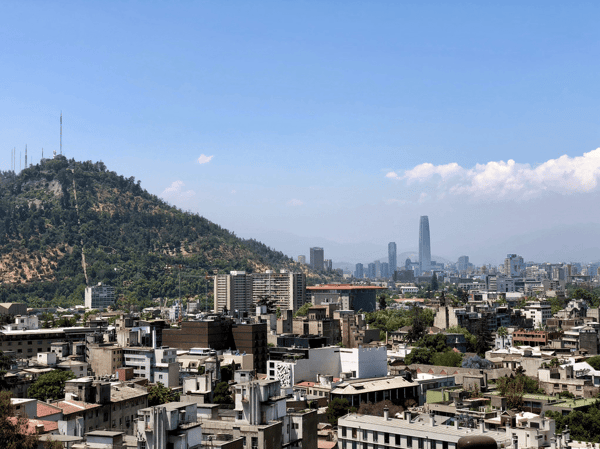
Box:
(2, 1, 600, 266)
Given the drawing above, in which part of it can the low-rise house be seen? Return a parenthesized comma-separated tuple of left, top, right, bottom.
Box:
(538, 364, 600, 398)
(330, 376, 419, 408)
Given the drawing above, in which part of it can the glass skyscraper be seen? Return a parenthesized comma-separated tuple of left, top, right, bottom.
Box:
(419, 216, 431, 272)
(388, 242, 397, 278)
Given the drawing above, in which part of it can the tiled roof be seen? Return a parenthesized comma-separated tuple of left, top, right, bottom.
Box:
(36, 402, 63, 418)
(8, 417, 58, 434)
(55, 400, 101, 415)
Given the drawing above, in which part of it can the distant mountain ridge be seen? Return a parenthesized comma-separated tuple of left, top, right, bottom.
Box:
(0, 156, 331, 307)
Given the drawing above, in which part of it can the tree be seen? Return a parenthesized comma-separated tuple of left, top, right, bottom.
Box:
(0, 391, 38, 449)
(431, 351, 463, 367)
(474, 320, 492, 355)
(446, 326, 477, 352)
(431, 273, 439, 292)
(294, 302, 312, 318)
(212, 382, 233, 405)
(496, 373, 542, 410)
(495, 326, 509, 350)
(28, 370, 75, 402)
(405, 305, 426, 343)
(148, 382, 179, 406)
(587, 356, 600, 371)
(379, 295, 387, 310)
(326, 398, 356, 425)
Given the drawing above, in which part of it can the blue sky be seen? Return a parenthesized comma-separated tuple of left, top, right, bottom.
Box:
(2, 1, 600, 265)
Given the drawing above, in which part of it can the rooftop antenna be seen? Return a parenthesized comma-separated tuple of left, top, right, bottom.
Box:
(60, 111, 62, 155)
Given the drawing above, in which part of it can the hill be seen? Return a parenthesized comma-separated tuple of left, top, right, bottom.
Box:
(0, 156, 335, 308)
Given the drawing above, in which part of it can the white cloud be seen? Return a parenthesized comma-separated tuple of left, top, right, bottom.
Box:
(287, 199, 304, 206)
(386, 148, 600, 200)
(161, 180, 195, 200)
(231, 189, 237, 194)
(197, 154, 214, 164)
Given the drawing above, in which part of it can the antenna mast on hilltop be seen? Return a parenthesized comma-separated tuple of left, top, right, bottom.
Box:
(25, 145, 27, 168)
(60, 111, 62, 155)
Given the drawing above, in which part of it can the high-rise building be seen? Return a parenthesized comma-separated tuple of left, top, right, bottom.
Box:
(374, 260, 381, 278)
(85, 283, 115, 310)
(252, 270, 306, 312)
(324, 259, 333, 272)
(367, 263, 376, 279)
(213, 271, 254, 314)
(504, 254, 525, 278)
(310, 247, 324, 271)
(298, 255, 306, 264)
(419, 216, 431, 272)
(354, 263, 364, 279)
(388, 242, 397, 278)
(458, 255, 469, 273)
(381, 262, 389, 279)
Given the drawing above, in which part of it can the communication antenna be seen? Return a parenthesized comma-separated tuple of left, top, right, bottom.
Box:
(60, 111, 62, 155)
(25, 145, 27, 168)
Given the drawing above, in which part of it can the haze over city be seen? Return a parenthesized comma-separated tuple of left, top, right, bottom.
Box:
(3, 2, 600, 265)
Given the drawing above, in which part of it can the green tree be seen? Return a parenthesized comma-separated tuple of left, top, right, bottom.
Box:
(446, 326, 477, 352)
(587, 356, 600, 371)
(294, 302, 312, 318)
(0, 391, 38, 449)
(431, 273, 439, 292)
(212, 382, 233, 405)
(497, 326, 508, 349)
(148, 382, 179, 406)
(326, 398, 356, 425)
(496, 373, 542, 410)
(405, 305, 427, 343)
(431, 351, 463, 367)
(28, 370, 75, 402)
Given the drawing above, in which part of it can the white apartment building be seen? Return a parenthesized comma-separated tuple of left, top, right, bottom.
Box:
(213, 271, 254, 314)
(268, 346, 388, 393)
(136, 402, 202, 449)
(338, 412, 559, 449)
(85, 283, 116, 310)
(522, 301, 552, 328)
(123, 347, 179, 387)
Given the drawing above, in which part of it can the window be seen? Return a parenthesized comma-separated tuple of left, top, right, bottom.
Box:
(341, 427, 346, 437)
(373, 431, 378, 442)
(384, 433, 389, 444)
(407, 436, 412, 446)
(237, 411, 243, 420)
(363, 430, 368, 440)
(396, 435, 401, 445)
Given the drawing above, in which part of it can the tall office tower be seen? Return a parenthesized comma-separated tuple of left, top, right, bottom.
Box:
(252, 270, 306, 312)
(213, 271, 254, 314)
(381, 262, 389, 279)
(388, 242, 397, 278)
(458, 256, 469, 273)
(419, 216, 431, 272)
(298, 255, 306, 264)
(375, 260, 381, 278)
(310, 247, 324, 271)
(324, 259, 333, 272)
(504, 254, 525, 278)
(367, 263, 376, 279)
(355, 263, 364, 279)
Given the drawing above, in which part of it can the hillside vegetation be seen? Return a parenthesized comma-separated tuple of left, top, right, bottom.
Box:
(0, 156, 333, 308)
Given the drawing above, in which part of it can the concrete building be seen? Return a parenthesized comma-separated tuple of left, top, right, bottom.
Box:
(522, 301, 552, 328)
(504, 254, 525, 277)
(338, 411, 558, 449)
(310, 247, 324, 271)
(213, 271, 254, 314)
(298, 255, 306, 264)
(84, 283, 116, 310)
(87, 344, 124, 377)
(267, 346, 388, 392)
(252, 270, 306, 312)
(0, 326, 94, 358)
(122, 347, 180, 387)
(331, 376, 418, 408)
(354, 263, 364, 279)
(307, 284, 384, 312)
(135, 402, 202, 449)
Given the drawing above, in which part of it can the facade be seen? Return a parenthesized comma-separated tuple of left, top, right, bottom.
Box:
(354, 263, 364, 279)
(388, 242, 397, 278)
(252, 270, 306, 312)
(457, 256, 469, 273)
(307, 284, 384, 312)
(310, 247, 324, 271)
(504, 254, 525, 277)
(87, 344, 124, 377)
(135, 402, 202, 449)
(213, 271, 254, 314)
(522, 301, 552, 328)
(337, 412, 557, 449)
(0, 327, 94, 358)
(330, 376, 418, 408)
(419, 216, 431, 272)
(85, 283, 116, 310)
(122, 347, 179, 387)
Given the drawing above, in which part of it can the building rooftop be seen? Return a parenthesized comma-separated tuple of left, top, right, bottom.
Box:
(37, 402, 63, 418)
(307, 284, 385, 291)
(332, 376, 417, 395)
(55, 400, 101, 415)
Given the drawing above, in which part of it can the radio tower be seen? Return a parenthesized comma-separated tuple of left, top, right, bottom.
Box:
(60, 112, 62, 155)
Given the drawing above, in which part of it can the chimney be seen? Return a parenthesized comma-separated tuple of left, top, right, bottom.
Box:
(479, 419, 485, 433)
(430, 411, 436, 426)
(383, 406, 389, 421)
(404, 411, 411, 421)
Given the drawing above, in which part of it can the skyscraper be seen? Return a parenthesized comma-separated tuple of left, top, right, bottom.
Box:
(419, 216, 431, 272)
(310, 247, 324, 271)
(355, 263, 364, 279)
(388, 242, 397, 278)
(298, 255, 306, 264)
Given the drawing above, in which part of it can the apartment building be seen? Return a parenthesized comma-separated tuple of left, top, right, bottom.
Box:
(122, 346, 179, 387)
(0, 327, 94, 358)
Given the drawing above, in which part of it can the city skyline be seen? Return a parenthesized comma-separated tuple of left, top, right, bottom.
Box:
(3, 3, 600, 265)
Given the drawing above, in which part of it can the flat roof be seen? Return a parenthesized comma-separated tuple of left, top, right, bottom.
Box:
(307, 284, 385, 291)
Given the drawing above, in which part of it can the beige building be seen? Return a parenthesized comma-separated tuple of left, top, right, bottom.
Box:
(88, 344, 124, 377)
(214, 271, 254, 314)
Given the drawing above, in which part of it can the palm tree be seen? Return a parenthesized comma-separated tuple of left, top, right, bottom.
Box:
(497, 326, 508, 349)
